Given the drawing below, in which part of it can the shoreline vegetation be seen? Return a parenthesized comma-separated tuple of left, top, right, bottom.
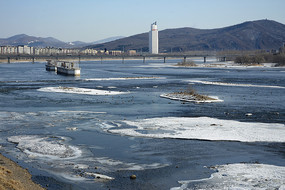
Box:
(0, 153, 44, 190)
(234, 53, 285, 67)
(175, 60, 197, 67)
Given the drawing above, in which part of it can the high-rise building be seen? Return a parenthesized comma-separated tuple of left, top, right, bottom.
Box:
(149, 22, 158, 54)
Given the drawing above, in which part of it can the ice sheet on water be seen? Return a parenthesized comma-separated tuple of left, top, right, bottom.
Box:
(45, 157, 168, 182)
(94, 157, 168, 171)
(74, 164, 89, 169)
(171, 163, 285, 190)
(0, 111, 26, 120)
(6, 134, 168, 181)
(37, 86, 129, 95)
(56, 110, 106, 114)
(188, 80, 285, 89)
(136, 63, 176, 68)
(104, 117, 285, 142)
(84, 77, 160, 81)
(8, 135, 82, 159)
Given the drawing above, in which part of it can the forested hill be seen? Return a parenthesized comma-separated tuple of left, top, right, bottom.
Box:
(87, 19, 285, 52)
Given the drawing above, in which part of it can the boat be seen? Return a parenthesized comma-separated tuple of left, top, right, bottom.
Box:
(56, 61, 80, 76)
(45, 60, 80, 76)
(45, 60, 57, 71)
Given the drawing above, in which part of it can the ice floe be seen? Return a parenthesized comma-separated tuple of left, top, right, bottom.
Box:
(66, 127, 78, 131)
(123, 162, 168, 171)
(188, 80, 285, 89)
(8, 135, 82, 159)
(94, 157, 168, 171)
(84, 172, 114, 180)
(57, 110, 106, 114)
(84, 77, 160, 81)
(57, 173, 87, 181)
(107, 86, 117, 89)
(37, 86, 129, 95)
(104, 117, 285, 142)
(171, 163, 285, 190)
(74, 164, 89, 169)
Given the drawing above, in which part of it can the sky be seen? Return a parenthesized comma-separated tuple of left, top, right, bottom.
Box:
(0, 0, 284, 42)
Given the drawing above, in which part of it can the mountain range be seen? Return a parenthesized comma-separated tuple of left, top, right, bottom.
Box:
(1, 20, 285, 52)
(0, 34, 124, 48)
(88, 19, 285, 52)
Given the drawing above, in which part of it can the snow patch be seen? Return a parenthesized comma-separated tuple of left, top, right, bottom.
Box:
(37, 86, 129, 95)
(171, 163, 285, 190)
(8, 135, 82, 159)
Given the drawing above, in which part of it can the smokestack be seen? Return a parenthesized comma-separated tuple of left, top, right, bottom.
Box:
(149, 22, 158, 54)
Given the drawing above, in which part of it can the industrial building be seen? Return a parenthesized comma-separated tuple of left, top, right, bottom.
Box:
(149, 22, 159, 54)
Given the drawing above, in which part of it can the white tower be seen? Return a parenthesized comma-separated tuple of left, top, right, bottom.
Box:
(149, 22, 158, 54)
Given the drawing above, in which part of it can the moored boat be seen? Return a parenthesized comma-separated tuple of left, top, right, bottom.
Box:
(45, 60, 80, 76)
(45, 60, 57, 71)
(56, 61, 80, 76)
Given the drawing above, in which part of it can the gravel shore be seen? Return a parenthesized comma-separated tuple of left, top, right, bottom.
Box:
(0, 153, 44, 190)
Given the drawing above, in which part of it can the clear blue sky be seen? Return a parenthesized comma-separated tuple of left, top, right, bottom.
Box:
(0, 0, 284, 42)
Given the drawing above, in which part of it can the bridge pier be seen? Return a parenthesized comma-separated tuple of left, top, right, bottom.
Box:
(204, 57, 206, 63)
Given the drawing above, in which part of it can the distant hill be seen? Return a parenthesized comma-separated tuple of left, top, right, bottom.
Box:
(0, 34, 72, 48)
(92, 36, 125, 45)
(2, 20, 285, 51)
(0, 34, 124, 48)
(86, 19, 285, 52)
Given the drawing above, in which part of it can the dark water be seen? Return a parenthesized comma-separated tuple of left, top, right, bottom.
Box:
(0, 59, 284, 189)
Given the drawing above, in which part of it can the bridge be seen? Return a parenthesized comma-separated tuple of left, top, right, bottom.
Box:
(0, 53, 231, 64)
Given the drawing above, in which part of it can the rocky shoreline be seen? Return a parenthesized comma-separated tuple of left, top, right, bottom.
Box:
(0, 153, 44, 190)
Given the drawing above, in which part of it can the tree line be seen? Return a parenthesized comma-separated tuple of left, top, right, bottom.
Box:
(234, 53, 285, 66)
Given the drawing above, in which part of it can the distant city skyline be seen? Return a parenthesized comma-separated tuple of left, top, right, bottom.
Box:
(0, 0, 284, 42)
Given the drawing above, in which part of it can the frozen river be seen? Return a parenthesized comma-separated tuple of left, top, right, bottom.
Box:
(0, 59, 284, 189)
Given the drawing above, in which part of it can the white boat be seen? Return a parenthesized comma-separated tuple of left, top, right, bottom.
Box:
(57, 61, 80, 76)
(46, 60, 80, 76)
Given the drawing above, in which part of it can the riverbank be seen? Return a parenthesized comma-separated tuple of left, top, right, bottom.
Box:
(0, 153, 44, 190)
